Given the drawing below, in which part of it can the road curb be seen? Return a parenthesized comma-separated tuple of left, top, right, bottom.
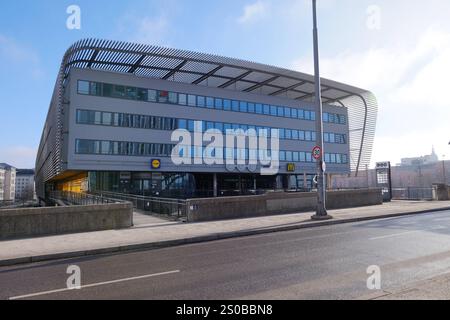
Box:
(1, 206, 450, 268)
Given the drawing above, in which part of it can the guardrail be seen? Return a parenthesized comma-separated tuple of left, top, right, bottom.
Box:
(392, 187, 435, 201)
(49, 191, 123, 206)
(91, 191, 188, 220)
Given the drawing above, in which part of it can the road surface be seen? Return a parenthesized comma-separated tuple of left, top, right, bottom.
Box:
(2, 209, 450, 300)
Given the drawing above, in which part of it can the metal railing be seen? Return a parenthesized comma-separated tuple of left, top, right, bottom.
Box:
(392, 187, 435, 201)
(49, 191, 123, 206)
(91, 191, 188, 219)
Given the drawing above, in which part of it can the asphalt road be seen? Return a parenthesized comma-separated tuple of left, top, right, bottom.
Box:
(2, 209, 450, 300)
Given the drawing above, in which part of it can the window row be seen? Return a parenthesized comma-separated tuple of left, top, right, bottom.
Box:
(323, 112, 347, 125)
(75, 139, 349, 165)
(75, 139, 175, 157)
(77, 80, 348, 123)
(76, 109, 346, 144)
(76, 110, 177, 131)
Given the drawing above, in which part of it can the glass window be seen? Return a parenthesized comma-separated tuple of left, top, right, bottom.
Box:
(126, 87, 137, 100)
(329, 133, 335, 143)
(329, 113, 335, 123)
(284, 107, 291, 118)
(76, 110, 88, 124)
(304, 110, 311, 120)
(292, 130, 299, 140)
(137, 88, 148, 101)
(291, 108, 298, 119)
(325, 153, 331, 163)
(263, 104, 270, 115)
(77, 81, 90, 95)
(94, 111, 102, 125)
(298, 109, 305, 120)
(299, 131, 305, 141)
(90, 82, 102, 96)
(342, 154, 348, 164)
(311, 111, 316, 121)
(324, 133, 329, 143)
(285, 129, 292, 140)
(336, 154, 342, 164)
(206, 97, 214, 109)
(306, 152, 312, 163)
(331, 153, 336, 164)
(168, 92, 178, 104)
(215, 122, 224, 132)
(300, 152, 306, 162)
(232, 100, 239, 112)
(188, 95, 196, 106)
(286, 151, 293, 162)
(100, 141, 111, 155)
(158, 91, 169, 103)
(323, 113, 329, 123)
(293, 152, 299, 162)
(239, 101, 248, 113)
(179, 94, 187, 105)
(277, 106, 284, 117)
(215, 98, 223, 110)
(188, 120, 195, 132)
(148, 89, 157, 102)
(279, 151, 286, 162)
(256, 104, 263, 114)
(279, 129, 285, 140)
(113, 85, 126, 98)
(270, 105, 277, 116)
(206, 121, 214, 130)
(305, 131, 311, 141)
(102, 112, 112, 126)
(223, 99, 231, 111)
(312, 132, 317, 142)
(248, 103, 255, 113)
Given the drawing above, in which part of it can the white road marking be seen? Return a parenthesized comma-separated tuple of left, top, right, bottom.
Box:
(8, 270, 180, 300)
(369, 231, 421, 241)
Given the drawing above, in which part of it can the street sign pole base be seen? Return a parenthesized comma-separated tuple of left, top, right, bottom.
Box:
(311, 214, 333, 221)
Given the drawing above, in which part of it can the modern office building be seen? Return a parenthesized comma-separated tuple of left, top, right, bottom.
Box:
(15, 169, 36, 200)
(36, 39, 377, 201)
(0, 163, 16, 202)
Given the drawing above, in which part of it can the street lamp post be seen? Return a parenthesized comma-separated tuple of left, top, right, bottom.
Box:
(311, 0, 332, 220)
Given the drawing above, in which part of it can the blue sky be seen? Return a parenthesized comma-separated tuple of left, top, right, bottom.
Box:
(1, 0, 450, 168)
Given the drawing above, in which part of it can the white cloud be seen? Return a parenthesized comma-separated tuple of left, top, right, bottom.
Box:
(0, 146, 37, 169)
(291, 26, 450, 167)
(238, 1, 269, 24)
(116, 13, 170, 46)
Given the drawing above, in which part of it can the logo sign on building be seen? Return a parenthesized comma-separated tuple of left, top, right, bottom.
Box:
(312, 146, 322, 160)
(151, 159, 161, 170)
(287, 163, 296, 172)
(119, 172, 131, 180)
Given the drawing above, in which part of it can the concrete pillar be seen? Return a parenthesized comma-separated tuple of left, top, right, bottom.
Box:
(303, 173, 307, 189)
(213, 173, 218, 198)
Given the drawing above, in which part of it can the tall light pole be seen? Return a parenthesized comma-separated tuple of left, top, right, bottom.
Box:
(311, 0, 332, 220)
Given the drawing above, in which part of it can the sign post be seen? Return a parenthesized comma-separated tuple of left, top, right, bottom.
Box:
(311, 0, 332, 221)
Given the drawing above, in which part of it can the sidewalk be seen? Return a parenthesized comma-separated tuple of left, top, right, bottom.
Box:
(364, 272, 450, 300)
(1, 200, 450, 267)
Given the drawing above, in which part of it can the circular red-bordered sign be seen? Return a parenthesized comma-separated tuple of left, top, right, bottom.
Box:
(312, 146, 322, 160)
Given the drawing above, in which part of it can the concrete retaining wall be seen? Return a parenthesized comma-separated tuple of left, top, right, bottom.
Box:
(187, 189, 383, 222)
(0, 203, 133, 240)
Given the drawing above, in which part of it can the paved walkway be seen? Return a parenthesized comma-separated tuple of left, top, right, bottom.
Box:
(1, 200, 450, 266)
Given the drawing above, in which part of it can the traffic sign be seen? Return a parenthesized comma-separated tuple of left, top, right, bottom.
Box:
(312, 146, 322, 160)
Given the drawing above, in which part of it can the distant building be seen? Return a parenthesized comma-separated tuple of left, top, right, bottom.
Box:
(0, 163, 16, 201)
(400, 147, 439, 167)
(15, 169, 36, 201)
